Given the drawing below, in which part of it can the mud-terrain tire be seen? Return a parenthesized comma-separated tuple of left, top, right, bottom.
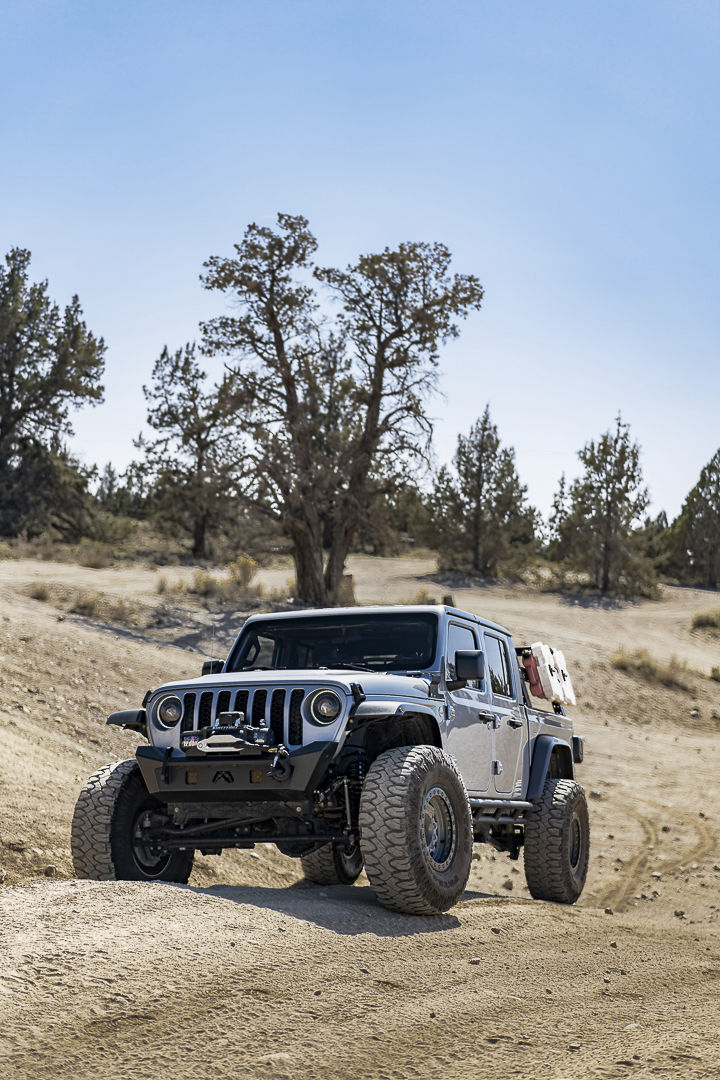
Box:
(359, 745, 473, 915)
(300, 838, 363, 885)
(524, 778, 590, 903)
(71, 759, 194, 883)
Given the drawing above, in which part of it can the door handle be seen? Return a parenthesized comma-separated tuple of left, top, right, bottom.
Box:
(507, 717, 524, 728)
(478, 710, 497, 724)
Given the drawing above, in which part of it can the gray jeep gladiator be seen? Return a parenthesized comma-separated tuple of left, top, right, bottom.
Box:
(71, 605, 589, 915)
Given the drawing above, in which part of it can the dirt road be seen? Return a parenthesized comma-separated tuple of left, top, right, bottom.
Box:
(1, 556, 719, 1078)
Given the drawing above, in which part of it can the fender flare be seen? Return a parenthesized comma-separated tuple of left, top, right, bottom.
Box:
(526, 734, 574, 800)
(348, 700, 443, 745)
(107, 709, 147, 737)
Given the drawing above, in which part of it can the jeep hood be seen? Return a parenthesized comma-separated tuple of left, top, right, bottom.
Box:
(151, 669, 432, 700)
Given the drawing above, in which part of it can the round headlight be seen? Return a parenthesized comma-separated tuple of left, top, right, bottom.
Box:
(309, 689, 342, 724)
(157, 695, 183, 727)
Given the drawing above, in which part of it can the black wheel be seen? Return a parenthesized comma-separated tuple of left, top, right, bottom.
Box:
(300, 836, 363, 885)
(359, 745, 473, 915)
(524, 778, 590, 903)
(71, 760, 194, 883)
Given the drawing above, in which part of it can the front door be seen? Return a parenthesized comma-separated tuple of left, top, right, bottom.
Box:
(481, 632, 527, 796)
(444, 620, 493, 794)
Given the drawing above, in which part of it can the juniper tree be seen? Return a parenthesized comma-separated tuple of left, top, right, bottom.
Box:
(201, 213, 484, 603)
(0, 248, 105, 536)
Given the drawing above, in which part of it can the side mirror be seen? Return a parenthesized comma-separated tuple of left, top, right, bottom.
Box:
(202, 659, 224, 677)
(455, 650, 485, 683)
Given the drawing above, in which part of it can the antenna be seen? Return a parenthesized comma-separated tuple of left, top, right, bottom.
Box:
(211, 610, 217, 663)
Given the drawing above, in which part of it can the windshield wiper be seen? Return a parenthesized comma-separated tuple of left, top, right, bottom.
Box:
(308, 663, 376, 673)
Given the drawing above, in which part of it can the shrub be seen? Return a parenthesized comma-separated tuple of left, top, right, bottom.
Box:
(68, 590, 104, 617)
(691, 609, 720, 631)
(710, 666, 720, 683)
(68, 589, 139, 625)
(189, 570, 221, 598)
(29, 583, 51, 601)
(226, 556, 259, 590)
(401, 587, 439, 605)
(76, 539, 113, 569)
(611, 647, 692, 691)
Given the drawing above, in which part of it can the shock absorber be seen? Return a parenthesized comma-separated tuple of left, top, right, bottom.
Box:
(346, 758, 365, 825)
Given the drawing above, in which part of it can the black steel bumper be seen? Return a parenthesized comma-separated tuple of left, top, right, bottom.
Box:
(136, 740, 338, 802)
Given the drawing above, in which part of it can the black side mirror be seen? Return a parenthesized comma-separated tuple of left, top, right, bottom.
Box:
(455, 650, 485, 683)
(202, 659, 224, 676)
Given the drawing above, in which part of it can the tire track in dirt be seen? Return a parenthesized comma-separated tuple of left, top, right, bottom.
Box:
(595, 799, 716, 911)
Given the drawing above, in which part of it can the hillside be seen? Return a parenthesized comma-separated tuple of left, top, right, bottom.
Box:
(1, 555, 719, 1079)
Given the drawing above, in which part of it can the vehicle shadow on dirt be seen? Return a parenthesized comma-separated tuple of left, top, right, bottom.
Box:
(181, 881, 501, 936)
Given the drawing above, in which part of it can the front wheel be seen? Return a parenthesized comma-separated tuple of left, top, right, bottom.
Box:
(71, 759, 194, 883)
(523, 778, 590, 903)
(359, 745, 473, 915)
(300, 837, 363, 885)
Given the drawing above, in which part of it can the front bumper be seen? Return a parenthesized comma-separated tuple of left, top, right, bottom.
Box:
(136, 740, 337, 802)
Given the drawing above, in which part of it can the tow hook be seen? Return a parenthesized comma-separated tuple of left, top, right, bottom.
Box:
(269, 745, 293, 782)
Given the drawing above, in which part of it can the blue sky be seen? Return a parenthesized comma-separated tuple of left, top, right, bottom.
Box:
(2, 0, 718, 518)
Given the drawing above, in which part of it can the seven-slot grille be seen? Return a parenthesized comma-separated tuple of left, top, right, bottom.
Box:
(178, 686, 318, 747)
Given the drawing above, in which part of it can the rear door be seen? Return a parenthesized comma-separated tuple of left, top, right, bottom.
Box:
(444, 620, 493, 794)
(481, 632, 527, 796)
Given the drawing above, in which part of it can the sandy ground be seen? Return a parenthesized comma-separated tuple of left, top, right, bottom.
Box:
(1, 555, 719, 1079)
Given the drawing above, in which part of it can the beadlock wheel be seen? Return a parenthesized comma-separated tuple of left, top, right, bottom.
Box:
(523, 777, 590, 903)
(71, 759, 194, 883)
(359, 745, 473, 915)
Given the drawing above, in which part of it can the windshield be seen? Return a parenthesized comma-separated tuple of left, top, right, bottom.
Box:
(227, 613, 438, 673)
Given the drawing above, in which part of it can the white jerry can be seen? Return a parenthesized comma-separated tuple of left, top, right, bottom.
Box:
(530, 642, 566, 704)
(552, 648, 577, 706)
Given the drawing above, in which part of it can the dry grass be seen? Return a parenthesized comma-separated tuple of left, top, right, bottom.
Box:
(691, 609, 720, 631)
(710, 666, 720, 683)
(67, 589, 141, 625)
(28, 583, 51, 602)
(75, 539, 114, 569)
(400, 586, 440, 605)
(611, 647, 693, 692)
(158, 556, 260, 605)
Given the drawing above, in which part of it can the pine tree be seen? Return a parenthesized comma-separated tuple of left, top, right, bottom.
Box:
(135, 343, 244, 558)
(673, 449, 720, 587)
(428, 406, 536, 576)
(561, 416, 653, 595)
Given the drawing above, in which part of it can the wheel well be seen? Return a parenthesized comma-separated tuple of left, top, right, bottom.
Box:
(548, 744, 574, 780)
(345, 712, 442, 766)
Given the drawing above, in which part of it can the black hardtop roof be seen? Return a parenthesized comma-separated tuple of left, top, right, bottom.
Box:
(241, 605, 512, 639)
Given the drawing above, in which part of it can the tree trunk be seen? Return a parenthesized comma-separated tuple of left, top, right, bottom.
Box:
(192, 513, 208, 559)
(325, 517, 355, 605)
(290, 524, 327, 605)
(601, 539, 611, 594)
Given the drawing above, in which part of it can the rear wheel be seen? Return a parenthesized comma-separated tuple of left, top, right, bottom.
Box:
(300, 837, 363, 885)
(71, 759, 194, 883)
(359, 745, 473, 915)
(524, 778, 590, 903)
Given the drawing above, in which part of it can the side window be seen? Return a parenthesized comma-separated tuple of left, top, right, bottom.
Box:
(484, 635, 514, 699)
(446, 622, 478, 684)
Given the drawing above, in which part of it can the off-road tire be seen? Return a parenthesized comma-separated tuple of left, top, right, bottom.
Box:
(359, 745, 473, 915)
(300, 838, 363, 885)
(71, 759, 194, 883)
(524, 778, 590, 903)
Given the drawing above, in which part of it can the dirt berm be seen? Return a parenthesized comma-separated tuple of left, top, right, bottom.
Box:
(1, 556, 719, 1079)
